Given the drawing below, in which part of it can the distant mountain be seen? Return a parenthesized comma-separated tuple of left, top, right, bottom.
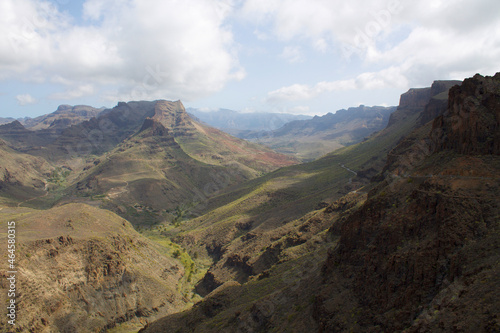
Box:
(0, 117, 17, 125)
(0, 100, 297, 225)
(243, 105, 397, 161)
(187, 108, 312, 133)
(0, 105, 105, 152)
(22, 104, 105, 130)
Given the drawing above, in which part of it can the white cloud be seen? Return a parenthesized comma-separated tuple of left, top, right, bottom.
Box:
(245, 0, 500, 94)
(49, 84, 95, 100)
(0, 0, 244, 102)
(280, 46, 303, 63)
(289, 105, 310, 114)
(16, 94, 37, 106)
(267, 67, 409, 103)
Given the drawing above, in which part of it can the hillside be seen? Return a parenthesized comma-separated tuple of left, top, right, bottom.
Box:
(317, 72, 500, 331)
(0, 138, 53, 206)
(0, 204, 188, 332)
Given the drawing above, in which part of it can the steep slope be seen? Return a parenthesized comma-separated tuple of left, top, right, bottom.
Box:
(242, 105, 396, 161)
(68, 118, 247, 226)
(417, 80, 462, 126)
(0, 138, 53, 205)
(316, 72, 500, 332)
(0, 204, 187, 332)
(431, 74, 500, 155)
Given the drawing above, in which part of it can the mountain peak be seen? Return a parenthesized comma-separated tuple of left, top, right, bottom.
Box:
(0, 120, 26, 131)
(152, 100, 196, 136)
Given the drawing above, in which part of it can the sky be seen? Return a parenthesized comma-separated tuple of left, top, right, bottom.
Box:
(0, 0, 499, 118)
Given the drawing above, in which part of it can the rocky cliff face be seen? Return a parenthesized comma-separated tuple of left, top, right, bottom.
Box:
(418, 80, 462, 126)
(140, 118, 173, 138)
(431, 73, 500, 155)
(398, 87, 432, 108)
(386, 88, 432, 128)
(316, 73, 500, 332)
(153, 100, 198, 137)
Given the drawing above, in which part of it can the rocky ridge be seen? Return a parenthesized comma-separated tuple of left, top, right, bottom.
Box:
(317, 73, 500, 332)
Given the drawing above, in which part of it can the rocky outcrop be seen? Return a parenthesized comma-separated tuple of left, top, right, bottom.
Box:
(140, 118, 172, 137)
(0, 204, 186, 332)
(431, 73, 500, 155)
(316, 73, 500, 332)
(398, 87, 432, 108)
(153, 100, 198, 137)
(418, 80, 462, 126)
(387, 88, 432, 127)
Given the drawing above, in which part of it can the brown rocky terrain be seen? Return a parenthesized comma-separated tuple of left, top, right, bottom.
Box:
(0, 138, 53, 205)
(316, 73, 500, 332)
(0, 204, 187, 332)
(431, 73, 500, 155)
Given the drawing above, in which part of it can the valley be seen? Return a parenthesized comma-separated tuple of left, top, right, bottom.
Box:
(0, 73, 498, 332)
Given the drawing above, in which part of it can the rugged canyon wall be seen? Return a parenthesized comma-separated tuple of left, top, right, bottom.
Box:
(316, 73, 500, 332)
(431, 73, 500, 155)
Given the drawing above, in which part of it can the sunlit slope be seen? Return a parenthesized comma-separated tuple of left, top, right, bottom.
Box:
(0, 203, 187, 332)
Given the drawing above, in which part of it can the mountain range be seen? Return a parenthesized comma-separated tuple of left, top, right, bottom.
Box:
(0, 73, 498, 332)
(189, 106, 397, 161)
(186, 108, 311, 133)
(242, 105, 396, 161)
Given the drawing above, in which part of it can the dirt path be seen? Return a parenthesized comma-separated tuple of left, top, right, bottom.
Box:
(339, 163, 357, 176)
(17, 184, 49, 207)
